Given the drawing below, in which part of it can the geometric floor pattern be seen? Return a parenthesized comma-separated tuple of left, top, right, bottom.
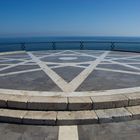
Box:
(0, 50, 140, 96)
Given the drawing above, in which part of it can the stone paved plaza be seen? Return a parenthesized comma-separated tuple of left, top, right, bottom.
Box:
(0, 50, 140, 140)
(0, 50, 140, 96)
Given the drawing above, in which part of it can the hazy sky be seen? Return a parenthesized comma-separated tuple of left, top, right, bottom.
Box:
(0, 0, 140, 37)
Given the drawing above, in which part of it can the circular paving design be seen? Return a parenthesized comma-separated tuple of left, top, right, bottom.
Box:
(0, 50, 140, 97)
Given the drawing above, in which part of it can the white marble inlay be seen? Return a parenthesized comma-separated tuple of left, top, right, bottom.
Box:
(59, 57, 78, 60)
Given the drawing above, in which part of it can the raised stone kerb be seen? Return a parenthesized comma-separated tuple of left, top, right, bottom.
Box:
(95, 107, 132, 123)
(126, 105, 140, 119)
(57, 111, 98, 125)
(68, 97, 92, 111)
(0, 94, 9, 108)
(91, 95, 129, 109)
(27, 96, 68, 111)
(0, 107, 140, 125)
(7, 95, 31, 109)
(125, 93, 140, 106)
(0, 109, 27, 123)
(23, 111, 57, 125)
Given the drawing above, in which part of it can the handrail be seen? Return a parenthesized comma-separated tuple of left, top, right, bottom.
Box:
(1, 40, 140, 45)
(0, 41, 140, 52)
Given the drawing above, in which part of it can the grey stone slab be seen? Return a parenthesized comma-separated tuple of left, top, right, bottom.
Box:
(0, 71, 62, 91)
(0, 131, 21, 140)
(116, 59, 140, 63)
(126, 106, 140, 119)
(0, 94, 31, 109)
(0, 122, 59, 140)
(95, 108, 132, 123)
(91, 95, 128, 109)
(7, 95, 31, 109)
(23, 111, 57, 125)
(28, 97, 67, 111)
(0, 94, 9, 107)
(0, 65, 40, 74)
(57, 111, 98, 125)
(0, 65, 9, 69)
(68, 97, 92, 110)
(21, 125, 59, 140)
(0, 60, 23, 64)
(0, 109, 27, 123)
(78, 120, 140, 140)
(52, 66, 84, 82)
(125, 93, 140, 106)
(130, 64, 140, 68)
(76, 70, 140, 91)
(97, 64, 140, 72)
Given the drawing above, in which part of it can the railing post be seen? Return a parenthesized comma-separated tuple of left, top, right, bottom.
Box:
(110, 42, 115, 50)
(52, 42, 56, 50)
(21, 43, 26, 50)
(80, 41, 84, 50)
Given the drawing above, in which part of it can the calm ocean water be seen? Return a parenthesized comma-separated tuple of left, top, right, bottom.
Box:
(0, 36, 140, 52)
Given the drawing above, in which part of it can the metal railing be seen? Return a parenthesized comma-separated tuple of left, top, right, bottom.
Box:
(0, 41, 140, 52)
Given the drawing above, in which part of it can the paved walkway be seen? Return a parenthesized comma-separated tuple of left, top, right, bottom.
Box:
(0, 50, 140, 139)
(0, 50, 140, 97)
(0, 120, 140, 140)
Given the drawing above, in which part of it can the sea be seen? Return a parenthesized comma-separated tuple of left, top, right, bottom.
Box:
(0, 36, 140, 52)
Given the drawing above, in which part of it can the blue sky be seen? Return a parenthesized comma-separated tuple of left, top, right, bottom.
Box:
(0, 0, 140, 37)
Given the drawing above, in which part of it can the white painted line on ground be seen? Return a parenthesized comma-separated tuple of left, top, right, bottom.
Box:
(0, 51, 25, 56)
(0, 59, 21, 62)
(0, 63, 37, 66)
(70, 53, 140, 70)
(58, 126, 79, 140)
(0, 64, 14, 66)
(107, 60, 140, 71)
(0, 58, 30, 62)
(69, 50, 99, 59)
(100, 63, 140, 64)
(27, 51, 109, 92)
(0, 50, 140, 96)
(0, 68, 41, 77)
(66, 51, 110, 92)
(0, 59, 33, 72)
(0, 86, 140, 97)
(96, 67, 140, 75)
(38, 50, 71, 59)
(67, 87, 140, 97)
(109, 55, 140, 61)
(27, 52, 69, 92)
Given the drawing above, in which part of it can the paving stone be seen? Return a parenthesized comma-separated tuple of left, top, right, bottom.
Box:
(23, 111, 57, 125)
(28, 96, 67, 111)
(125, 93, 140, 106)
(91, 95, 128, 109)
(126, 105, 140, 119)
(57, 111, 98, 125)
(0, 109, 27, 123)
(0, 94, 9, 107)
(95, 107, 132, 123)
(7, 95, 30, 109)
(68, 97, 92, 111)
